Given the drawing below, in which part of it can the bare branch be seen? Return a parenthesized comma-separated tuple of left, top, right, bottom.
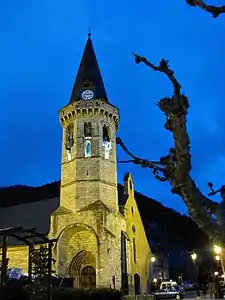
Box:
(116, 137, 164, 172)
(186, 0, 225, 18)
(132, 54, 181, 97)
(131, 53, 225, 245)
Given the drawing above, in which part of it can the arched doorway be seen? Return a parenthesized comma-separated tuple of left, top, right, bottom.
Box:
(69, 250, 96, 288)
(81, 266, 96, 289)
(134, 273, 141, 295)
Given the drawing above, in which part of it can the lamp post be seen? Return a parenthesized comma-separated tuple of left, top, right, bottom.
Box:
(213, 245, 225, 283)
(150, 255, 157, 292)
(191, 252, 200, 298)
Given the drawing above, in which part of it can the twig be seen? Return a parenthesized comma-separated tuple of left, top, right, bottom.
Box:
(132, 54, 181, 97)
(186, 0, 225, 18)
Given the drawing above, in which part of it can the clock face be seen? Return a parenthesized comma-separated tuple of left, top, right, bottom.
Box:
(81, 89, 94, 100)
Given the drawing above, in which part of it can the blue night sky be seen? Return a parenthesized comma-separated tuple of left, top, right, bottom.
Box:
(0, 0, 225, 214)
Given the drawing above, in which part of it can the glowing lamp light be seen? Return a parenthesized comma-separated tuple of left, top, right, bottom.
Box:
(191, 253, 197, 261)
(151, 256, 156, 263)
(214, 271, 219, 276)
(153, 278, 157, 283)
(215, 255, 221, 261)
(214, 245, 222, 255)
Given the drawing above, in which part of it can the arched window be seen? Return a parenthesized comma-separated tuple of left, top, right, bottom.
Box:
(102, 125, 111, 159)
(84, 140, 91, 158)
(84, 122, 92, 138)
(134, 273, 141, 295)
(65, 124, 74, 161)
(103, 125, 110, 142)
(65, 124, 74, 150)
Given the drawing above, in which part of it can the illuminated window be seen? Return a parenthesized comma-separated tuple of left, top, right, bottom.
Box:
(84, 140, 91, 157)
(102, 125, 111, 159)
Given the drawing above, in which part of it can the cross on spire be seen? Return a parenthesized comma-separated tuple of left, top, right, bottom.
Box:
(88, 27, 91, 39)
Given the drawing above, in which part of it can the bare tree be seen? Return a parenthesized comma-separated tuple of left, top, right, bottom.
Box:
(117, 3, 225, 247)
(186, 0, 225, 17)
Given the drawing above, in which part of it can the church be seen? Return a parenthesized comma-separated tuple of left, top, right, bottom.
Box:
(0, 34, 155, 294)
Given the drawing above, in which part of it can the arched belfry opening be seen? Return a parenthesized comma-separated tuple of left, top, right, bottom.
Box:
(84, 122, 92, 138)
(103, 124, 110, 142)
(69, 250, 96, 288)
(65, 123, 74, 161)
(102, 124, 111, 159)
(84, 122, 92, 157)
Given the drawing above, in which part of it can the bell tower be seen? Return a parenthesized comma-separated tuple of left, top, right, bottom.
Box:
(59, 34, 120, 212)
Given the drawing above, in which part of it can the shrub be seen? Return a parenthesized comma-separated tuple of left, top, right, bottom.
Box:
(52, 287, 122, 300)
(0, 284, 122, 300)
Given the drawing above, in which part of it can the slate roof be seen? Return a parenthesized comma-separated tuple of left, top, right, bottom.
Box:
(69, 34, 108, 103)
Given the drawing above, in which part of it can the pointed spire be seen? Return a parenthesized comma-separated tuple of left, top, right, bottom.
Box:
(69, 33, 108, 103)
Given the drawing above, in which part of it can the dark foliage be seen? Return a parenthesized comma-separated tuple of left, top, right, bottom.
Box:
(0, 279, 29, 300)
(0, 283, 122, 300)
(52, 287, 122, 300)
(0, 181, 60, 207)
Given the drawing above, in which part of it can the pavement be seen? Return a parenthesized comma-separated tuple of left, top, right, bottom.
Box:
(184, 292, 224, 300)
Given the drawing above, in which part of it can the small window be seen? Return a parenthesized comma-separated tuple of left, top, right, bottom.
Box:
(133, 238, 136, 263)
(84, 122, 92, 138)
(132, 225, 136, 233)
(84, 140, 91, 157)
(131, 206, 134, 214)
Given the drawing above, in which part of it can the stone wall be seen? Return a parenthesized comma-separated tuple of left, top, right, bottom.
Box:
(7, 246, 29, 273)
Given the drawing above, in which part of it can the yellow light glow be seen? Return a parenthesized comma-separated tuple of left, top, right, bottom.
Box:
(151, 256, 156, 263)
(191, 253, 197, 261)
(214, 271, 219, 276)
(214, 245, 222, 255)
(215, 255, 221, 261)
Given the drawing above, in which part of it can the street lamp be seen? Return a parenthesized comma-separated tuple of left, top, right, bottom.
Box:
(191, 252, 200, 298)
(191, 253, 197, 262)
(214, 245, 222, 255)
(215, 255, 221, 261)
(214, 271, 219, 276)
(213, 245, 225, 282)
(151, 256, 156, 263)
